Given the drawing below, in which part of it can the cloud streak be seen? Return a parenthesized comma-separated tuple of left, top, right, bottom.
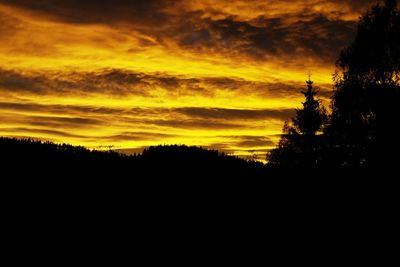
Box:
(0, 68, 330, 102)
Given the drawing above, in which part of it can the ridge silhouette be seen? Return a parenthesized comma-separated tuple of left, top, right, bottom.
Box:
(0, 137, 265, 177)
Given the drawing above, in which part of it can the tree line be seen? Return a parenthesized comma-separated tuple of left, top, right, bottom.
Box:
(0, 137, 265, 176)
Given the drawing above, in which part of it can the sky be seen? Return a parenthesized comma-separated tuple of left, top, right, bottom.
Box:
(0, 0, 377, 160)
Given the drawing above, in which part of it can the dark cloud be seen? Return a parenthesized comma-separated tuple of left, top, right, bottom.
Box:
(174, 13, 358, 62)
(329, 0, 378, 10)
(0, 0, 378, 61)
(0, 0, 174, 26)
(209, 135, 275, 149)
(103, 132, 178, 142)
(0, 127, 176, 142)
(176, 1, 375, 62)
(0, 127, 88, 139)
(0, 101, 122, 115)
(0, 112, 104, 132)
(0, 69, 48, 93)
(160, 1, 376, 61)
(234, 136, 275, 147)
(148, 119, 245, 130)
(26, 116, 104, 128)
(176, 107, 295, 121)
(0, 0, 377, 25)
(0, 68, 315, 98)
(0, 68, 180, 96)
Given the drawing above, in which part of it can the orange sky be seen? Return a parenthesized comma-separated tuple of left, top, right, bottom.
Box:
(0, 0, 377, 160)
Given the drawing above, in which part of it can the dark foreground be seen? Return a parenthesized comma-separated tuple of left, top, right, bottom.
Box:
(2, 137, 395, 222)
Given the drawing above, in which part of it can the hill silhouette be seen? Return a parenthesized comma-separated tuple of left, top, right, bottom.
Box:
(0, 137, 266, 177)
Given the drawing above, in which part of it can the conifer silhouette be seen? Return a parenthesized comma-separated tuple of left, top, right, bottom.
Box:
(268, 77, 327, 168)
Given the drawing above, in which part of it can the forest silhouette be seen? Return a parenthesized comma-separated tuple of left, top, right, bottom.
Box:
(1, 0, 399, 175)
(268, 0, 400, 169)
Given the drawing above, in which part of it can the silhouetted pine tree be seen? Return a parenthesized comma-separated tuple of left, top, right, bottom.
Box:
(268, 78, 327, 168)
(326, 0, 400, 167)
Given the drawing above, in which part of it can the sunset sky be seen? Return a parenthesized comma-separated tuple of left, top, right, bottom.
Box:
(0, 0, 377, 160)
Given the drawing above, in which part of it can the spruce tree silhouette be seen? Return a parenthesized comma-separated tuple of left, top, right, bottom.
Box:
(326, 0, 400, 167)
(268, 77, 327, 168)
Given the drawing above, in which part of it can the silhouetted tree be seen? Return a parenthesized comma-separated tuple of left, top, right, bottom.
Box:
(268, 78, 327, 168)
(326, 0, 400, 167)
